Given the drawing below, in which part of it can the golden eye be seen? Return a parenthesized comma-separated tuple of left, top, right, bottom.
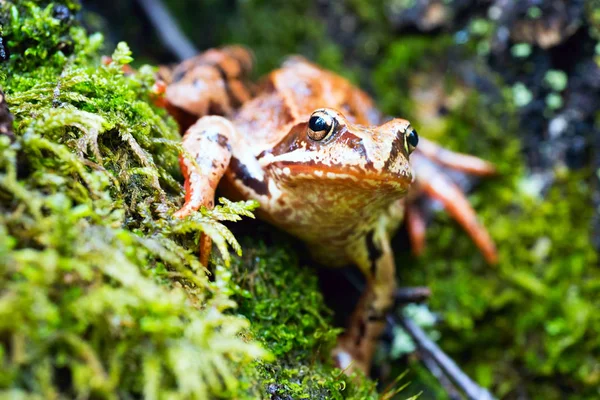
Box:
(404, 127, 419, 154)
(307, 110, 336, 141)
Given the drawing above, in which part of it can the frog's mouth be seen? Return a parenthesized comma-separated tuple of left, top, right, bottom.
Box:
(268, 161, 413, 191)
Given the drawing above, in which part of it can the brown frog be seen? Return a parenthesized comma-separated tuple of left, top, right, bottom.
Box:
(161, 46, 497, 373)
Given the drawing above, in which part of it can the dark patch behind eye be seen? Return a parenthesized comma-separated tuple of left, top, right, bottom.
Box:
(383, 136, 403, 171)
(206, 132, 231, 151)
(230, 157, 269, 195)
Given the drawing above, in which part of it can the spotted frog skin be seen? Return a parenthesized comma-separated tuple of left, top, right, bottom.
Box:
(161, 46, 497, 373)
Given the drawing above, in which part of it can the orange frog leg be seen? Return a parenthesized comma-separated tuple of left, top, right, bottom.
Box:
(174, 117, 237, 266)
(407, 137, 498, 264)
(165, 46, 254, 131)
(167, 46, 254, 265)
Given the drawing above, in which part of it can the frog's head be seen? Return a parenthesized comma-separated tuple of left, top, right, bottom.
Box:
(263, 108, 417, 199)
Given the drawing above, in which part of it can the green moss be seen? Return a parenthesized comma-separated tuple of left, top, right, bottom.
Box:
(0, 2, 272, 398)
(229, 239, 378, 399)
(1, 1, 83, 73)
(401, 170, 598, 399)
(371, 33, 598, 399)
(0, 1, 382, 398)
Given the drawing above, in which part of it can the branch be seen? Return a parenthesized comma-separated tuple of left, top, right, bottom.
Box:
(136, 0, 198, 61)
(399, 316, 496, 400)
(420, 349, 463, 400)
(395, 286, 432, 305)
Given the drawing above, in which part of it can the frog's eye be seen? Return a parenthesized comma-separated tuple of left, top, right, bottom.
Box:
(307, 110, 336, 141)
(404, 127, 419, 154)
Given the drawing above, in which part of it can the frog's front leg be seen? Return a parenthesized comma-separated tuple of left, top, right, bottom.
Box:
(333, 218, 397, 374)
(174, 116, 237, 264)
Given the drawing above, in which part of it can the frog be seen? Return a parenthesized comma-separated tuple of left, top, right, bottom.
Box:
(159, 46, 497, 374)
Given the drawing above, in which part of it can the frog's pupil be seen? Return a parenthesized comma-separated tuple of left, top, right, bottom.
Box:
(407, 129, 419, 147)
(309, 116, 329, 132)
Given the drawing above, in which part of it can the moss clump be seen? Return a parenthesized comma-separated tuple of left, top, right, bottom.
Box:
(0, 2, 272, 398)
(229, 239, 378, 399)
(371, 34, 599, 398)
(402, 171, 598, 398)
(0, 1, 380, 398)
(0, 1, 82, 73)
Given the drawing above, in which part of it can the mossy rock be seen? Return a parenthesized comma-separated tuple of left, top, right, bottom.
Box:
(0, 1, 378, 398)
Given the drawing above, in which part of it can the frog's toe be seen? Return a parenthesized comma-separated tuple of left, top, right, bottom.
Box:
(417, 137, 496, 176)
(406, 203, 426, 257)
(332, 348, 354, 371)
(331, 339, 371, 375)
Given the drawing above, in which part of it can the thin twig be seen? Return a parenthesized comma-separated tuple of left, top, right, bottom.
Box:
(136, 0, 198, 61)
(420, 349, 463, 400)
(341, 270, 492, 399)
(395, 286, 432, 305)
(399, 316, 496, 400)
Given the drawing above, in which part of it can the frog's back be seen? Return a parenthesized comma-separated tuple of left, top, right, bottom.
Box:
(233, 57, 383, 155)
(165, 47, 384, 156)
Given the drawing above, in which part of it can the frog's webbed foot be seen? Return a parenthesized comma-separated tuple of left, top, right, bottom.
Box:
(174, 116, 237, 265)
(408, 137, 498, 264)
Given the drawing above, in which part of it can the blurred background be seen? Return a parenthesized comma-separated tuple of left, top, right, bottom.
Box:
(81, 0, 599, 398)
